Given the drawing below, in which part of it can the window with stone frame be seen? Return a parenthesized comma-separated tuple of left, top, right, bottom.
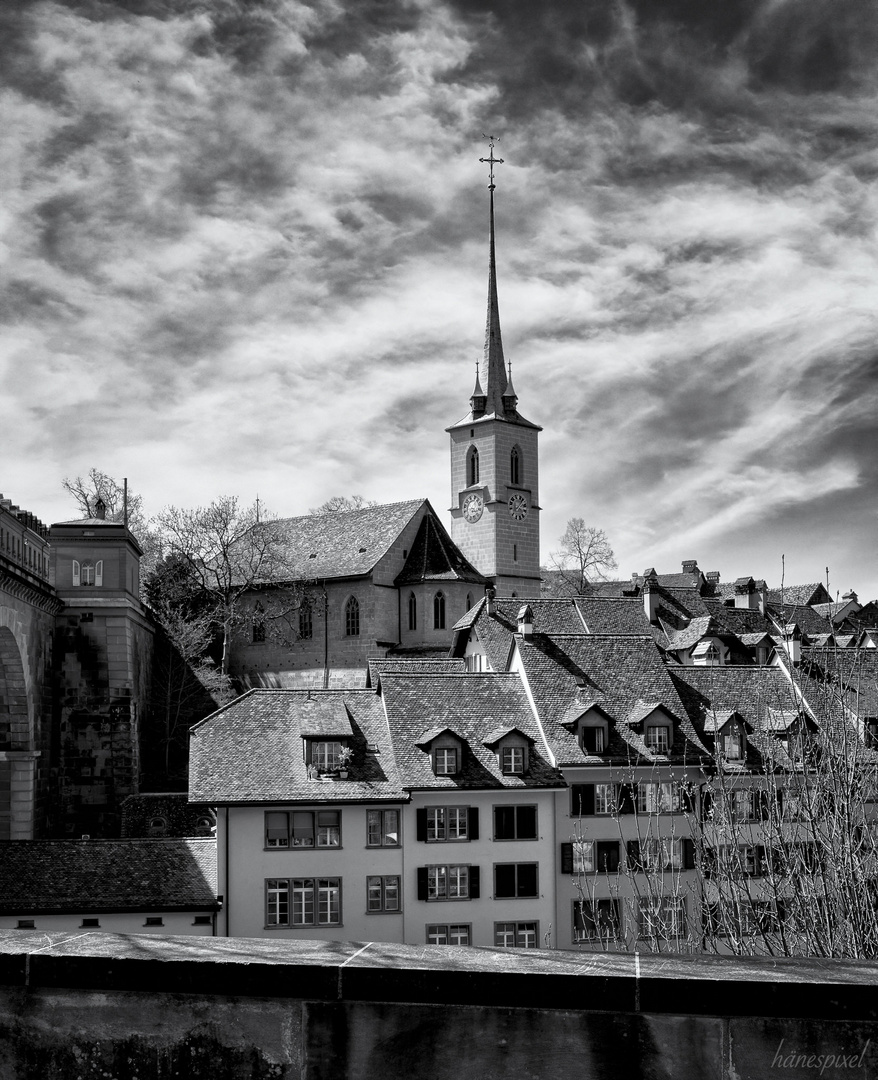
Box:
(494, 921, 538, 948)
(298, 601, 313, 640)
(344, 596, 360, 636)
(433, 591, 446, 630)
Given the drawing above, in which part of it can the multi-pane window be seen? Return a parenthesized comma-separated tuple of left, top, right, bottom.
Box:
(574, 900, 622, 943)
(265, 810, 340, 848)
(494, 921, 538, 949)
(367, 809, 400, 847)
(427, 923, 471, 945)
(367, 875, 400, 913)
(426, 807, 469, 842)
(638, 897, 686, 940)
(493, 805, 537, 841)
(595, 783, 615, 815)
(569, 840, 620, 874)
(500, 746, 526, 775)
(581, 726, 606, 754)
(344, 596, 360, 637)
(494, 863, 538, 899)
(433, 747, 458, 776)
(722, 724, 744, 759)
(433, 591, 446, 630)
(298, 602, 313, 640)
(571, 783, 617, 816)
(408, 592, 417, 631)
(636, 783, 681, 814)
(645, 725, 671, 753)
(72, 559, 103, 587)
(266, 878, 342, 927)
(427, 864, 470, 900)
(313, 742, 342, 772)
(632, 838, 684, 872)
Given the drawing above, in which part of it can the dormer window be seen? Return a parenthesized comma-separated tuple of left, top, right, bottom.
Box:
(313, 741, 343, 772)
(722, 722, 745, 761)
(646, 725, 671, 754)
(581, 726, 606, 754)
(501, 745, 527, 775)
(434, 747, 458, 775)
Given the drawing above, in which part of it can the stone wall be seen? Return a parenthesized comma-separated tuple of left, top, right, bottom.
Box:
(0, 932, 876, 1079)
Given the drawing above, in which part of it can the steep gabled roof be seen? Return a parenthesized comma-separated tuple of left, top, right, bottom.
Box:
(394, 512, 486, 586)
(765, 583, 831, 607)
(0, 839, 218, 914)
(768, 603, 834, 637)
(274, 499, 425, 580)
(189, 689, 405, 803)
(367, 657, 466, 688)
(379, 673, 564, 789)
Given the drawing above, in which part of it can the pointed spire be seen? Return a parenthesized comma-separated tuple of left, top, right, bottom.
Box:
(470, 359, 486, 417)
(502, 359, 517, 413)
(478, 135, 509, 417)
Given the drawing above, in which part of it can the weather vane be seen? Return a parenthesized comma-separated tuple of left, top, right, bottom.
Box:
(479, 133, 504, 190)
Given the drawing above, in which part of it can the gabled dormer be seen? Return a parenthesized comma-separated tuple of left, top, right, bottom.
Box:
(626, 702, 677, 756)
(703, 709, 748, 763)
(568, 703, 612, 756)
(300, 701, 355, 778)
(482, 726, 533, 776)
(415, 726, 464, 777)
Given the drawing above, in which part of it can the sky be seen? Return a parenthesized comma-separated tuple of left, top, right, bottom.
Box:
(2, 0, 878, 599)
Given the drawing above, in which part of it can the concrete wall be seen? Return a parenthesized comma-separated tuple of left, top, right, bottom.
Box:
(0, 932, 876, 1079)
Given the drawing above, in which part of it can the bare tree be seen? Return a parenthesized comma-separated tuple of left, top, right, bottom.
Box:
(546, 519, 618, 597)
(153, 496, 300, 676)
(309, 494, 376, 514)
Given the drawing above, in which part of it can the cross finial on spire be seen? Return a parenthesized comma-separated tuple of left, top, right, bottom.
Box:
(479, 133, 504, 190)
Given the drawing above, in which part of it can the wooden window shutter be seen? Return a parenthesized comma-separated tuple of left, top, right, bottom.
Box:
(682, 838, 695, 870)
(72, 560, 80, 586)
(618, 784, 636, 815)
(469, 865, 480, 899)
(626, 840, 641, 870)
(468, 807, 479, 839)
(561, 842, 573, 874)
(571, 785, 595, 816)
(701, 789, 714, 821)
(417, 867, 428, 901)
(416, 808, 427, 842)
(95, 560, 103, 587)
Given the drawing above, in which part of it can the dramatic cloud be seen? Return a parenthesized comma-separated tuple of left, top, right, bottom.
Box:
(2, 0, 878, 598)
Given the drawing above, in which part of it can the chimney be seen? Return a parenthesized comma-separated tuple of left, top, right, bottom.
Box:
(94, 496, 107, 521)
(485, 584, 497, 617)
(783, 623, 802, 665)
(681, 560, 698, 575)
(517, 604, 534, 640)
(642, 570, 659, 624)
(706, 571, 720, 584)
(734, 576, 756, 609)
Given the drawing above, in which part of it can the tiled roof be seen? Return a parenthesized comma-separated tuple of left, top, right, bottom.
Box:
(514, 634, 704, 765)
(765, 583, 830, 607)
(367, 657, 466, 687)
(665, 616, 713, 652)
(274, 499, 425, 580)
(394, 513, 485, 586)
(702, 603, 775, 636)
(190, 689, 406, 803)
(573, 596, 652, 634)
(0, 839, 217, 913)
(768, 603, 834, 637)
(379, 673, 565, 790)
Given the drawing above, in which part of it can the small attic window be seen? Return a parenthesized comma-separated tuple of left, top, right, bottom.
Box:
(645, 725, 671, 754)
(501, 745, 527, 775)
(433, 747, 458, 775)
(721, 722, 745, 761)
(581, 725, 606, 755)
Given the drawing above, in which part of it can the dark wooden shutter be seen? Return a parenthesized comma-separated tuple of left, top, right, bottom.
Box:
(469, 865, 480, 898)
(598, 841, 620, 873)
(682, 838, 695, 870)
(571, 785, 595, 816)
(417, 867, 428, 901)
(561, 842, 573, 874)
(618, 784, 635, 814)
(468, 807, 479, 840)
(626, 840, 641, 870)
(680, 784, 695, 813)
(701, 788, 714, 821)
(416, 808, 427, 842)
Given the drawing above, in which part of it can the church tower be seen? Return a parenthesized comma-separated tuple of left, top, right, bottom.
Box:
(447, 140, 542, 599)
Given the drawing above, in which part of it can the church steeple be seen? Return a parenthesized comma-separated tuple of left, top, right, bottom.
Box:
(478, 136, 510, 418)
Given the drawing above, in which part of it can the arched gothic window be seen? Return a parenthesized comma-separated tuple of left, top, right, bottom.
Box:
(408, 592, 417, 631)
(345, 596, 360, 637)
(433, 591, 446, 631)
(467, 446, 479, 486)
(510, 445, 521, 486)
(299, 601, 313, 640)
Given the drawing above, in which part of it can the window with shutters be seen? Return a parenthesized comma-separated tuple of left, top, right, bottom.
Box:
(627, 838, 695, 872)
(366, 809, 400, 847)
(574, 899, 622, 943)
(494, 921, 538, 949)
(418, 806, 478, 843)
(561, 840, 620, 874)
(636, 782, 681, 814)
(426, 923, 471, 945)
(493, 804, 537, 841)
(419, 864, 474, 901)
(571, 783, 617, 816)
(494, 863, 538, 899)
(72, 559, 103, 587)
(367, 875, 400, 913)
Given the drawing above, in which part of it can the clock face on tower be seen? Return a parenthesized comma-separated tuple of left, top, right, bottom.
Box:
(463, 493, 484, 523)
(508, 493, 528, 520)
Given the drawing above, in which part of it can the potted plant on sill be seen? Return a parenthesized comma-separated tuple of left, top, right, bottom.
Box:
(337, 745, 354, 779)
